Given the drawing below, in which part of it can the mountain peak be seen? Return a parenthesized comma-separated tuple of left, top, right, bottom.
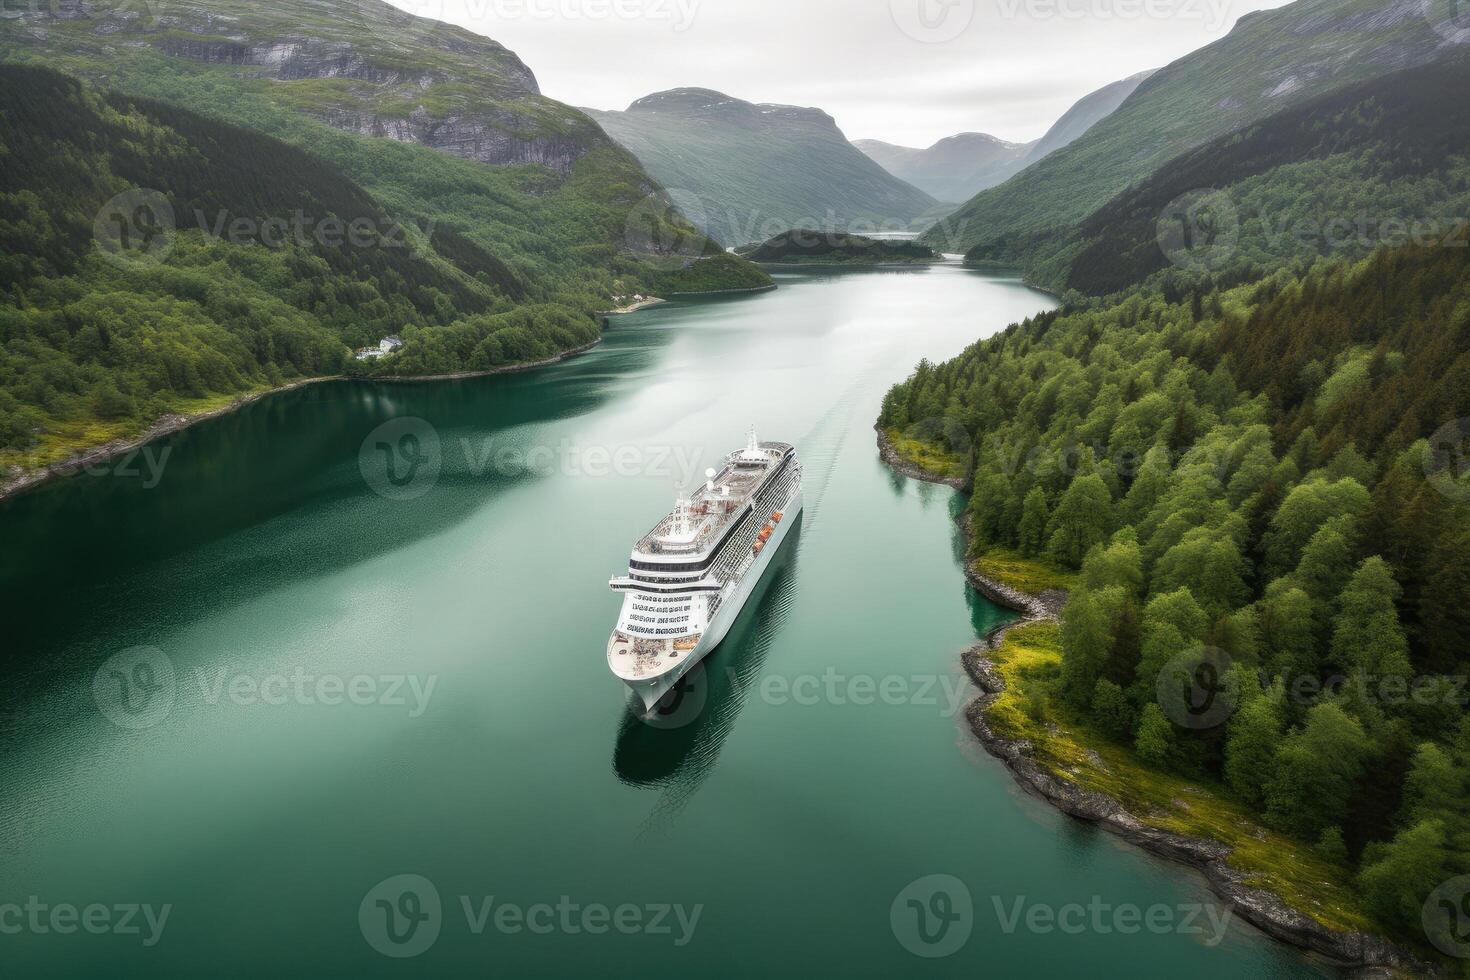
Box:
(623, 87, 836, 129)
(929, 132, 1026, 152)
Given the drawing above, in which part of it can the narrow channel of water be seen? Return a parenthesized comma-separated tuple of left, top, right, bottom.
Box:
(0, 265, 1319, 976)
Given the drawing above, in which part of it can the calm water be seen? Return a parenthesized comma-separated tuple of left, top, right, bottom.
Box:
(0, 265, 1321, 977)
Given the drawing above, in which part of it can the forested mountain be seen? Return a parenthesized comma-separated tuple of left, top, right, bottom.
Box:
(922, 0, 1454, 256)
(982, 51, 1470, 296)
(854, 72, 1151, 203)
(882, 230, 1470, 957)
(1019, 69, 1154, 165)
(0, 0, 769, 472)
(588, 89, 940, 247)
(0, 0, 768, 299)
(854, 134, 1035, 202)
(0, 64, 581, 461)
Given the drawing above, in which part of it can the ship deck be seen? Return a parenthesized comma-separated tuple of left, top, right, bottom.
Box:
(607, 632, 701, 680)
(634, 442, 792, 558)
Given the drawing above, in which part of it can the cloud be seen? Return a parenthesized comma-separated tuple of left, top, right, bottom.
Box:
(413, 0, 1286, 146)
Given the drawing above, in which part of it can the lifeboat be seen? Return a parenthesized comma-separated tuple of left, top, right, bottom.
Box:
(753, 540, 765, 555)
(758, 526, 773, 542)
(772, 511, 783, 523)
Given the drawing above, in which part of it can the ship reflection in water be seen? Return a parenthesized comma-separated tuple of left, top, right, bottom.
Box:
(612, 518, 803, 834)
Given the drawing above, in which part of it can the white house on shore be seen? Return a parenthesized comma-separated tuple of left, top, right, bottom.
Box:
(355, 336, 404, 361)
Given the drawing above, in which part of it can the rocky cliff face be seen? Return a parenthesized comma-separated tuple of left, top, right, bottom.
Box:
(9, 0, 604, 174)
(319, 107, 588, 171)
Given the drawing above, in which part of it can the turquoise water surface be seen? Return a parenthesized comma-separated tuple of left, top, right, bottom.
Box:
(0, 265, 1321, 976)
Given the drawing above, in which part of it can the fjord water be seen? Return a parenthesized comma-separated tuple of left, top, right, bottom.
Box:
(0, 265, 1317, 977)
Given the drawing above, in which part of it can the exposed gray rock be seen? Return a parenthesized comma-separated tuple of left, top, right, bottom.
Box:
(18, 0, 593, 173)
(318, 107, 585, 171)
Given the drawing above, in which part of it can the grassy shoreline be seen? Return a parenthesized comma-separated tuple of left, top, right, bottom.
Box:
(984, 619, 1375, 936)
(881, 430, 1426, 970)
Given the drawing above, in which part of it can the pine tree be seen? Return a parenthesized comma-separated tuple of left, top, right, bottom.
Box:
(1330, 556, 1411, 682)
(1359, 819, 1449, 933)
(1135, 703, 1175, 767)
(1264, 704, 1371, 839)
(1225, 685, 1284, 805)
(1092, 678, 1134, 740)
(1017, 487, 1049, 557)
(1047, 474, 1114, 568)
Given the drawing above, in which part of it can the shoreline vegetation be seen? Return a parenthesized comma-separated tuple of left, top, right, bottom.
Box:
(875, 427, 1437, 976)
(0, 334, 610, 505)
(737, 230, 940, 266)
(666, 282, 779, 296)
(0, 272, 780, 504)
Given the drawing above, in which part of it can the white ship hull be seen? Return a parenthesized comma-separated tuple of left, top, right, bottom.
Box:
(620, 489, 802, 713)
(608, 433, 803, 716)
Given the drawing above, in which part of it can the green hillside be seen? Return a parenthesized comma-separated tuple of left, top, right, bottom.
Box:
(882, 230, 1470, 960)
(995, 51, 1470, 296)
(0, 63, 591, 464)
(923, 0, 1453, 256)
(0, 0, 767, 308)
(1018, 70, 1154, 166)
(588, 88, 940, 247)
(0, 0, 772, 470)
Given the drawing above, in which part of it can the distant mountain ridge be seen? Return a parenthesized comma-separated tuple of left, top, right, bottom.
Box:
(923, 0, 1456, 255)
(991, 50, 1470, 296)
(588, 87, 939, 247)
(1021, 69, 1154, 164)
(855, 70, 1153, 202)
(854, 134, 1035, 202)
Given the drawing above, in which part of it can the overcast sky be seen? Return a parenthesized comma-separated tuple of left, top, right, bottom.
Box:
(392, 0, 1291, 147)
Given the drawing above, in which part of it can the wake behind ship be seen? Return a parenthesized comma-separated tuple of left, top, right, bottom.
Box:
(609, 431, 803, 712)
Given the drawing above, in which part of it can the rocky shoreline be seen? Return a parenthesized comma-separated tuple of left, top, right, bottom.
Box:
(597, 298, 667, 315)
(665, 282, 779, 297)
(878, 429, 1439, 977)
(875, 427, 966, 489)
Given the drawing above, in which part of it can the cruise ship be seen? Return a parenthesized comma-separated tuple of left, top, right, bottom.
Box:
(609, 430, 803, 712)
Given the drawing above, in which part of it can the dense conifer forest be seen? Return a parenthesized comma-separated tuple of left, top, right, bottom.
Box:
(881, 233, 1470, 945)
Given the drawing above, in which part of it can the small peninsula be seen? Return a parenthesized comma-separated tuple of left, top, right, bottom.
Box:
(737, 230, 940, 265)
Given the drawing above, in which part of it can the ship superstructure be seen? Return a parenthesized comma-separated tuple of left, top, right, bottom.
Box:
(608, 429, 803, 711)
